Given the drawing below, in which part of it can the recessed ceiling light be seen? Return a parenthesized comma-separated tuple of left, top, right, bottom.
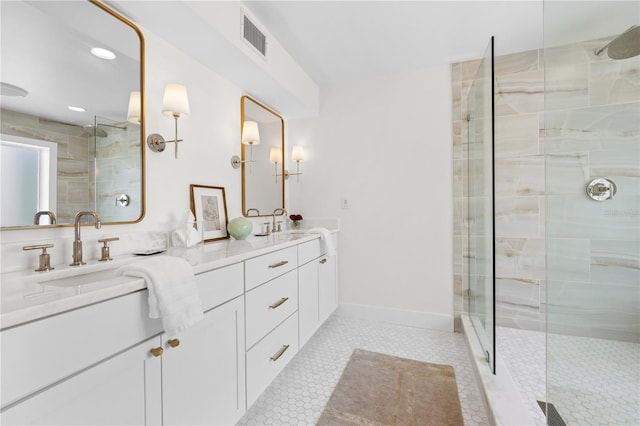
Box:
(90, 47, 116, 60)
(68, 106, 86, 112)
(0, 82, 28, 97)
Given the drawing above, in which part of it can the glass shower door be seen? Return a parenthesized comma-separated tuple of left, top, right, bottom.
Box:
(467, 37, 496, 373)
(545, 1, 640, 424)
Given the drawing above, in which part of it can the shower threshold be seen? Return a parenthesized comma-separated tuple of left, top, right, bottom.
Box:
(461, 315, 535, 426)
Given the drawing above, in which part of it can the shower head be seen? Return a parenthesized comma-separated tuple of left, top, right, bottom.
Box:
(595, 25, 640, 60)
(81, 125, 108, 138)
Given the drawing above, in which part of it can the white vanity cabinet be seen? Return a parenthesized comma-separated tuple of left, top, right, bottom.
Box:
(1, 263, 246, 426)
(160, 263, 246, 426)
(297, 238, 338, 346)
(0, 291, 164, 426)
(244, 248, 300, 407)
(160, 296, 245, 426)
(1, 233, 339, 425)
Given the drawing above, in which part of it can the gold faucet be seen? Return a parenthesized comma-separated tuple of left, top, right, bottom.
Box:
(70, 211, 101, 266)
(33, 211, 57, 225)
(272, 208, 287, 233)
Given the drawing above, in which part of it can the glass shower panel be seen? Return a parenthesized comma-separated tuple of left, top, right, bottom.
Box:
(545, 1, 639, 424)
(467, 37, 496, 373)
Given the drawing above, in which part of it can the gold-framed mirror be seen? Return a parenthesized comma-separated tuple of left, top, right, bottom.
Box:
(0, 0, 145, 229)
(240, 95, 285, 217)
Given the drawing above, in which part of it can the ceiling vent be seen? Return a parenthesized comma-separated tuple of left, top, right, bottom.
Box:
(242, 14, 267, 57)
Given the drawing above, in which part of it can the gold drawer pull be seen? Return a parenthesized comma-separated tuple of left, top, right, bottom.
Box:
(270, 344, 290, 362)
(168, 338, 180, 348)
(268, 260, 289, 269)
(269, 297, 289, 309)
(319, 258, 327, 264)
(150, 347, 164, 357)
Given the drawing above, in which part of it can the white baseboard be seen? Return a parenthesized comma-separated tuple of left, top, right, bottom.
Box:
(338, 303, 454, 332)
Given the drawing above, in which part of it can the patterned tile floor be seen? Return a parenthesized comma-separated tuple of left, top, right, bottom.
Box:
(497, 326, 640, 426)
(237, 312, 490, 426)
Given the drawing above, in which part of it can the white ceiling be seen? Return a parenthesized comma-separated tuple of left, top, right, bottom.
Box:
(245, 1, 545, 88)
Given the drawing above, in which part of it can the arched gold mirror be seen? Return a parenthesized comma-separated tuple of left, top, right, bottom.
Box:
(240, 96, 285, 217)
(0, 0, 145, 229)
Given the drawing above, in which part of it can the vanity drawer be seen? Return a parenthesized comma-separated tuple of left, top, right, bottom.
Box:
(246, 312, 298, 407)
(1, 290, 162, 408)
(245, 246, 297, 291)
(196, 263, 243, 312)
(245, 270, 298, 348)
(298, 238, 323, 265)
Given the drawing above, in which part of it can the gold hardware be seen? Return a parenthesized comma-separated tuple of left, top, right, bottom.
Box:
(319, 258, 327, 264)
(98, 237, 119, 262)
(269, 297, 289, 309)
(270, 344, 290, 362)
(268, 260, 288, 269)
(23, 244, 55, 272)
(168, 338, 180, 348)
(150, 347, 164, 357)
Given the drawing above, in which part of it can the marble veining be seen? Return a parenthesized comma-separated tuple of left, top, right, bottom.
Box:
(452, 33, 638, 340)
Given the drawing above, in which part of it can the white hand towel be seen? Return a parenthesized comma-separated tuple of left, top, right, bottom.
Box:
(305, 227, 336, 257)
(116, 256, 204, 336)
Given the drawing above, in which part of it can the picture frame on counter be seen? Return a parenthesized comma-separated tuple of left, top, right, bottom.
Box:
(190, 184, 229, 242)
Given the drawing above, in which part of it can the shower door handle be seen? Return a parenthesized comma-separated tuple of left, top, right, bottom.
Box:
(586, 178, 617, 201)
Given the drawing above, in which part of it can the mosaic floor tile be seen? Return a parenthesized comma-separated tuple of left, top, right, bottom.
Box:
(238, 313, 490, 425)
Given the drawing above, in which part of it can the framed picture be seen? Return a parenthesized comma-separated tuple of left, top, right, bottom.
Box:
(190, 184, 229, 242)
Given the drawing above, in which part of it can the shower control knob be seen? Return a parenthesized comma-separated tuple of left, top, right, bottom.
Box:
(586, 178, 617, 201)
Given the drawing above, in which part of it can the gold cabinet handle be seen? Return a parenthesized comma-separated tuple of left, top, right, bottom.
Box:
(269, 297, 289, 309)
(168, 338, 180, 348)
(268, 260, 289, 269)
(270, 344, 290, 362)
(150, 347, 164, 357)
(319, 258, 327, 264)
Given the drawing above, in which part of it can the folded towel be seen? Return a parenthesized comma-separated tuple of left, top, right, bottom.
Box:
(305, 227, 337, 257)
(116, 256, 204, 336)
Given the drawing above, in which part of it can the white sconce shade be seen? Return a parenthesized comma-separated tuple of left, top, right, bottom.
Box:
(127, 91, 141, 124)
(270, 147, 282, 164)
(242, 121, 260, 145)
(162, 83, 190, 117)
(292, 145, 305, 162)
(147, 83, 189, 159)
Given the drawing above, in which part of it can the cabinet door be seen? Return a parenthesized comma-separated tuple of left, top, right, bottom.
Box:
(319, 255, 338, 322)
(298, 260, 319, 346)
(1, 336, 162, 426)
(161, 296, 246, 426)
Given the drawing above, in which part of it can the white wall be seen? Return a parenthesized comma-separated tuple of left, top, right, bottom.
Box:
(288, 65, 454, 329)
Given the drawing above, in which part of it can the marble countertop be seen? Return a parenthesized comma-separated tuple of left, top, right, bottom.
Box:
(1, 230, 336, 330)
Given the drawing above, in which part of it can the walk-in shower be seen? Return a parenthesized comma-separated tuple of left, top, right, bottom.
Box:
(456, 1, 639, 424)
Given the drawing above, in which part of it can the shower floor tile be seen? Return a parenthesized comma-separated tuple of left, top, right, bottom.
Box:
(238, 312, 490, 426)
(497, 326, 640, 426)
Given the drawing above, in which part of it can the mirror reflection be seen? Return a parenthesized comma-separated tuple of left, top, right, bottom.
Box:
(241, 96, 285, 217)
(0, 0, 144, 228)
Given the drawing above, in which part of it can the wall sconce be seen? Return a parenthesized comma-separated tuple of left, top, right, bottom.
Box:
(231, 120, 261, 168)
(127, 91, 141, 124)
(270, 147, 283, 183)
(286, 145, 304, 182)
(147, 83, 190, 159)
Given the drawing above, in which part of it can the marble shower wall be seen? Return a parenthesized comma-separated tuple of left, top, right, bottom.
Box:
(452, 40, 639, 341)
(94, 120, 141, 223)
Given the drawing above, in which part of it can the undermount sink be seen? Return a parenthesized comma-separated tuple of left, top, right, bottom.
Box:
(39, 268, 119, 288)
